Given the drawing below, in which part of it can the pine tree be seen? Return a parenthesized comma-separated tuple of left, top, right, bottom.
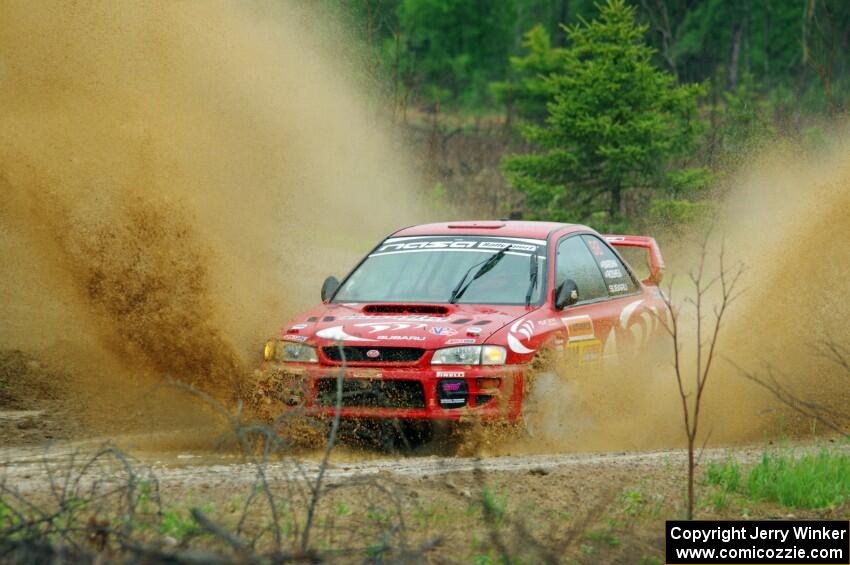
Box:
(502, 0, 704, 225)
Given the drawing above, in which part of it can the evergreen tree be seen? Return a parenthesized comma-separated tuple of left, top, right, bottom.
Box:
(502, 0, 704, 225)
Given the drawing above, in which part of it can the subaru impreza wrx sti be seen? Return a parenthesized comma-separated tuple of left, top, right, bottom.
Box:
(258, 221, 666, 425)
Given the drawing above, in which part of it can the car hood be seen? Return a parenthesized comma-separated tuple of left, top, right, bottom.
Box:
(278, 303, 533, 349)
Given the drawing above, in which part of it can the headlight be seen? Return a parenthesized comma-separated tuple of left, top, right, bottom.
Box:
(281, 341, 318, 363)
(431, 345, 507, 366)
(263, 340, 318, 363)
(481, 345, 507, 365)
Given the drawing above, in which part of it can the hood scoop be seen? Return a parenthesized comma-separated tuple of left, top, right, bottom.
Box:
(362, 304, 450, 316)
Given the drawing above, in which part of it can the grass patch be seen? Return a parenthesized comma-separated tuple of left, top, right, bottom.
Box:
(705, 449, 850, 509)
(587, 529, 621, 547)
(705, 458, 741, 491)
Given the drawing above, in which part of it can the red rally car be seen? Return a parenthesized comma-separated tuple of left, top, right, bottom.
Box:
(259, 221, 666, 425)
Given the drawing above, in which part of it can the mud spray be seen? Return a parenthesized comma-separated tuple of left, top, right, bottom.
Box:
(515, 134, 850, 454)
(2, 2, 849, 454)
(0, 2, 427, 441)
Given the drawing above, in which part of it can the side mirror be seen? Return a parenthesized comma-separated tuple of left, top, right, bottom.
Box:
(321, 276, 339, 302)
(554, 279, 579, 310)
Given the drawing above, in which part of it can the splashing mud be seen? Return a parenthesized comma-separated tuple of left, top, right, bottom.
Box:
(2, 2, 848, 453)
(512, 133, 850, 454)
(0, 2, 425, 435)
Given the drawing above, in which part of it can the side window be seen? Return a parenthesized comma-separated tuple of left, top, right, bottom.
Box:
(555, 236, 608, 302)
(581, 235, 638, 296)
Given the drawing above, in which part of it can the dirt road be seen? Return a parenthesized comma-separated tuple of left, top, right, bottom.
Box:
(4, 434, 844, 495)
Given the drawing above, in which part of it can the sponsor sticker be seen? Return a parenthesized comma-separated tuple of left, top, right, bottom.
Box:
(377, 335, 426, 341)
(355, 322, 428, 332)
(586, 238, 605, 257)
(446, 338, 476, 345)
(477, 241, 536, 252)
(430, 326, 458, 336)
(377, 240, 538, 253)
(437, 378, 469, 408)
(599, 259, 618, 269)
(282, 334, 308, 342)
(561, 315, 596, 342)
(290, 323, 308, 330)
(436, 371, 465, 378)
(465, 326, 482, 335)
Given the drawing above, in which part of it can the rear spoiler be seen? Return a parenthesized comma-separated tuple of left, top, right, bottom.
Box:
(603, 234, 665, 285)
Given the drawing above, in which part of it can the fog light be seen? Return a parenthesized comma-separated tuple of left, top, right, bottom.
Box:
(481, 345, 507, 365)
(476, 394, 494, 406)
(477, 377, 501, 391)
(263, 340, 275, 361)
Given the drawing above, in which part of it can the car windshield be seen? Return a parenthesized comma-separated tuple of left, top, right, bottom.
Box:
(332, 236, 548, 305)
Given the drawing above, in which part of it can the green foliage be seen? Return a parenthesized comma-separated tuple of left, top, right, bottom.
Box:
(159, 502, 214, 540)
(620, 487, 664, 519)
(502, 0, 705, 226)
(665, 167, 713, 197)
(136, 479, 155, 516)
(160, 509, 201, 539)
(493, 25, 568, 122)
(468, 538, 503, 565)
(399, 0, 516, 107)
(621, 488, 646, 517)
(366, 506, 391, 524)
(708, 490, 731, 512)
(335, 501, 352, 517)
(748, 450, 850, 509)
(646, 198, 714, 232)
(338, 0, 850, 116)
(705, 459, 742, 492)
(711, 74, 775, 162)
(705, 450, 850, 510)
(327, 0, 850, 230)
(587, 529, 621, 547)
(479, 485, 508, 527)
(0, 499, 20, 529)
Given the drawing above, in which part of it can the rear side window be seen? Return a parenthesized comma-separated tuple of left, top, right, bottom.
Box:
(581, 235, 638, 296)
(555, 236, 608, 302)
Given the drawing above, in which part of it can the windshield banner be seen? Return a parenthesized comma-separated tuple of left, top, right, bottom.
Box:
(374, 236, 547, 257)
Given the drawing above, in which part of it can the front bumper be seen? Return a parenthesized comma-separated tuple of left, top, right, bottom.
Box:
(256, 362, 524, 421)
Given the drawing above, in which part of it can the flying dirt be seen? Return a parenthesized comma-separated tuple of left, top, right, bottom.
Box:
(1, 1, 849, 453)
(522, 135, 850, 454)
(0, 1, 429, 436)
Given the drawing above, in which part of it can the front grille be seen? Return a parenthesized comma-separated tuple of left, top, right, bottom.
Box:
(322, 346, 424, 364)
(315, 379, 426, 409)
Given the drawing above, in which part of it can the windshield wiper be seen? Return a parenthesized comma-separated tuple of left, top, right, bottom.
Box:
(525, 249, 538, 308)
(449, 246, 512, 304)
